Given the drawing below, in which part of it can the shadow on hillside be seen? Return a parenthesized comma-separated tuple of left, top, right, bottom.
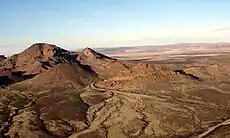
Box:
(174, 70, 200, 80)
(0, 71, 37, 87)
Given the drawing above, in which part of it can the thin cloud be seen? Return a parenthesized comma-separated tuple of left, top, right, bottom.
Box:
(213, 27, 230, 32)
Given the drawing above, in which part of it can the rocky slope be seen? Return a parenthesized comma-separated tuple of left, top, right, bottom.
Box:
(11, 63, 97, 90)
(0, 43, 72, 75)
(77, 48, 128, 78)
(0, 43, 85, 87)
(97, 63, 199, 93)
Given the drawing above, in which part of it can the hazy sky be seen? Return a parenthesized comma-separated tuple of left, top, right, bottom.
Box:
(1, 0, 230, 55)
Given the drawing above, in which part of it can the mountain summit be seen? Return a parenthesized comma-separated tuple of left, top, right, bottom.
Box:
(0, 43, 71, 74)
(77, 47, 114, 61)
(76, 47, 128, 77)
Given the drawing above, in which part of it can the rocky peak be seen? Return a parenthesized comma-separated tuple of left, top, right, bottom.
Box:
(77, 47, 114, 61)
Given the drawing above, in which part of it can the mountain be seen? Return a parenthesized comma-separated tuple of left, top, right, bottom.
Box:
(0, 44, 95, 87)
(11, 62, 97, 90)
(0, 43, 72, 75)
(77, 47, 114, 61)
(77, 48, 128, 77)
(0, 44, 127, 79)
(0, 43, 129, 88)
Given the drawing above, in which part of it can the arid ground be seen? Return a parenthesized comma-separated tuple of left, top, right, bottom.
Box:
(1, 43, 230, 138)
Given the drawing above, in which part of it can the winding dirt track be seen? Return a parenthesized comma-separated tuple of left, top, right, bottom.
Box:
(90, 83, 230, 138)
(196, 119, 230, 138)
(90, 83, 164, 100)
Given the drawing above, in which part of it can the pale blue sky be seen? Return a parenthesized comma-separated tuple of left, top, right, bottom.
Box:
(1, 0, 230, 55)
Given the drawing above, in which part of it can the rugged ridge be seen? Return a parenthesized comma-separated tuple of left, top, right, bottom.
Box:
(77, 47, 128, 77)
(77, 47, 114, 62)
(0, 43, 71, 75)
